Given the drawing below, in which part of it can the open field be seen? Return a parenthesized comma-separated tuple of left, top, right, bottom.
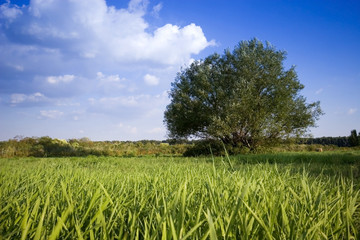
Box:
(1, 152, 360, 239)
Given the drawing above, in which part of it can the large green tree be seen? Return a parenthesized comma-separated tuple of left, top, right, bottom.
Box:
(164, 39, 323, 150)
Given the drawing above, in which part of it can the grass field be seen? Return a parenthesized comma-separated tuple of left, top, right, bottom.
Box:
(1, 152, 359, 239)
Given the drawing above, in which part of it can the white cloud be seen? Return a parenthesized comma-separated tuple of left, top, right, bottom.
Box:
(0, 0, 213, 65)
(97, 72, 126, 90)
(0, 2, 22, 21)
(47, 74, 75, 84)
(348, 108, 357, 115)
(96, 72, 128, 96)
(151, 3, 162, 18)
(0, 0, 214, 140)
(128, 0, 149, 14)
(94, 96, 139, 107)
(39, 110, 63, 119)
(10, 92, 47, 106)
(145, 23, 215, 64)
(97, 72, 122, 83)
(10, 94, 26, 104)
(144, 73, 159, 86)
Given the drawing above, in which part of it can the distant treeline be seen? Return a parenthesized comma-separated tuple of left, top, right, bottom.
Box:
(1, 132, 359, 158)
(0, 136, 188, 158)
(301, 130, 360, 147)
(301, 137, 350, 147)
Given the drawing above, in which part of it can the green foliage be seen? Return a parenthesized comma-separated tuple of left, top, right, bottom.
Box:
(2, 136, 357, 158)
(302, 136, 350, 147)
(349, 129, 360, 147)
(164, 38, 323, 150)
(0, 137, 188, 158)
(183, 139, 225, 157)
(183, 139, 250, 157)
(0, 154, 359, 239)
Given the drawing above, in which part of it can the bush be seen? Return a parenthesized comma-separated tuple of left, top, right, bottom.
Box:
(183, 139, 250, 157)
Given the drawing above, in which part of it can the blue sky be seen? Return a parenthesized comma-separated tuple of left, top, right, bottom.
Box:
(0, 0, 359, 141)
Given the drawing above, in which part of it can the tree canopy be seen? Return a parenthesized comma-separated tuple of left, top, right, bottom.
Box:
(349, 129, 359, 147)
(164, 39, 323, 150)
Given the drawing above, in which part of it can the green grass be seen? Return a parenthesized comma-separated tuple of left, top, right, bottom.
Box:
(0, 153, 359, 239)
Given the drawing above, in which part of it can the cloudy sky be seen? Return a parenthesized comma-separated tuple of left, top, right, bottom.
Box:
(0, 0, 359, 141)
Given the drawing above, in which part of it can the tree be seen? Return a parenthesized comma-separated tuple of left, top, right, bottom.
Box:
(349, 129, 359, 147)
(164, 39, 323, 150)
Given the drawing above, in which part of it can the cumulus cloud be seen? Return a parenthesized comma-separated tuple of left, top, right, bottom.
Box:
(144, 74, 159, 86)
(0, 0, 213, 140)
(0, 0, 213, 65)
(0, 0, 214, 100)
(96, 72, 127, 93)
(34, 74, 87, 98)
(97, 72, 123, 83)
(0, 2, 22, 21)
(47, 74, 75, 84)
(10, 92, 48, 106)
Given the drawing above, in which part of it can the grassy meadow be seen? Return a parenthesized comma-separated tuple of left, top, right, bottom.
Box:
(1, 152, 360, 239)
